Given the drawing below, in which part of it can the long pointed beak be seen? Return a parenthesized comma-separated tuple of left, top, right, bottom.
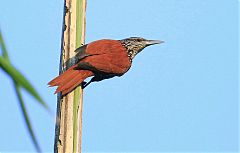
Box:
(145, 40, 164, 46)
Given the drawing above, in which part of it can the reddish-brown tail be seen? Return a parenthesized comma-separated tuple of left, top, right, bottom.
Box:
(48, 65, 93, 95)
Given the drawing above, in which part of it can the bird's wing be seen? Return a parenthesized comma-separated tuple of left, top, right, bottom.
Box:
(74, 44, 91, 61)
(85, 39, 125, 54)
(74, 39, 131, 74)
(74, 40, 122, 62)
(75, 52, 131, 75)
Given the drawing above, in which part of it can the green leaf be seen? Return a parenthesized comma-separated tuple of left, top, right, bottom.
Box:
(0, 29, 50, 152)
(0, 30, 9, 59)
(14, 82, 41, 153)
(0, 56, 49, 110)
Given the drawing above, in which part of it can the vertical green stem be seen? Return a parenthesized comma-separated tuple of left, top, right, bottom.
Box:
(54, 0, 86, 153)
(73, 0, 86, 152)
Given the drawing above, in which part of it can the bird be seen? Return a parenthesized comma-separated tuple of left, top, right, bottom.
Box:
(48, 37, 164, 95)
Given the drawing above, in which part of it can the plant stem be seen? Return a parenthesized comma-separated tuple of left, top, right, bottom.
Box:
(54, 0, 87, 153)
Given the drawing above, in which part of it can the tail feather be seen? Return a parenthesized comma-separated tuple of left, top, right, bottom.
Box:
(54, 70, 79, 87)
(58, 71, 93, 95)
(60, 74, 88, 95)
(48, 66, 78, 87)
(48, 65, 93, 95)
(55, 72, 82, 93)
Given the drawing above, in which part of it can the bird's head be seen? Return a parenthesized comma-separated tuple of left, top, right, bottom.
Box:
(119, 37, 164, 60)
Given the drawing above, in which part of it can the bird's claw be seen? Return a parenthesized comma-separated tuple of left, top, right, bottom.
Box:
(82, 81, 87, 87)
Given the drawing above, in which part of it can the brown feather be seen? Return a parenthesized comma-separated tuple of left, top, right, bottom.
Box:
(58, 70, 93, 95)
(48, 40, 131, 95)
(48, 65, 93, 94)
(48, 65, 78, 86)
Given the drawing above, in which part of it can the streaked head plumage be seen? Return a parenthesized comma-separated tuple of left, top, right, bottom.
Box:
(120, 37, 164, 60)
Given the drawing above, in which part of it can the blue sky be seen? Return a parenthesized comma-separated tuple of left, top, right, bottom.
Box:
(0, 0, 238, 152)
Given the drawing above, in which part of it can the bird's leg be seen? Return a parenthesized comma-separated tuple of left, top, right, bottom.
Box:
(82, 78, 95, 89)
(82, 75, 104, 89)
(81, 81, 87, 87)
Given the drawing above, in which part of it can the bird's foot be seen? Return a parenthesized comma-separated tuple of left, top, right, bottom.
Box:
(82, 81, 87, 87)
